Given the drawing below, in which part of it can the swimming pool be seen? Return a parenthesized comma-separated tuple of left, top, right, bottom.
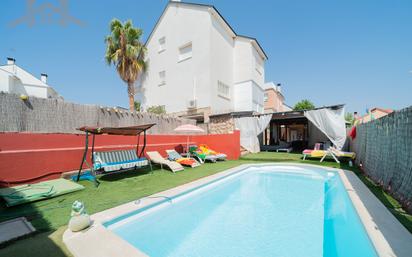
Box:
(105, 165, 377, 257)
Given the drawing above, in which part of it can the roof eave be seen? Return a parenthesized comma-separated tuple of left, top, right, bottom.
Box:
(236, 35, 268, 60)
(144, 1, 268, 60)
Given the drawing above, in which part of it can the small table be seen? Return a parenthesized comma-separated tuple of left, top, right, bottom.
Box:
(276, 147, 293, 153)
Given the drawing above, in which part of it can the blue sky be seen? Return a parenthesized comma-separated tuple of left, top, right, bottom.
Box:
(1, 0, 411, 114)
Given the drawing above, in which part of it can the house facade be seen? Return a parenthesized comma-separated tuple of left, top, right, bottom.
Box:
(0, 58, 61, 99)
(356, 107, 393, 124)
(139, 1, 269, 123)
(263, 82, 286, 113)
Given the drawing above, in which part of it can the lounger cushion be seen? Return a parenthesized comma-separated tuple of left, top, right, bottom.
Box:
(215, 153, 227, 160)
(303, 150, 327, 158)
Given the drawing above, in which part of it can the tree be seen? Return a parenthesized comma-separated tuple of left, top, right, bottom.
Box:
(105, 19, 147, 111)
(345, 112, 354, 125)
(134, 101, 141, 112)
(147, 105, 166, 115)
(293, 99, 315, 111)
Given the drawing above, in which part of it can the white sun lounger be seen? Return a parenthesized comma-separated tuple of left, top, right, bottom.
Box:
(166, 149, 201, 168)
(146, 151, 185, 173)
(320, 147, 356, 164)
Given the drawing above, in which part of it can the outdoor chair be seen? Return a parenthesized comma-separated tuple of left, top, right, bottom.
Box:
(188, 145, 218, 163)
(198, 144, 227, 161)
(320, 147, 356, 164)
(146, 151, 185, 173)
(166, 149, 200, 168)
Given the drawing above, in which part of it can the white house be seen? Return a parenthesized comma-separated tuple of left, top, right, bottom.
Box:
(0, 58, 61, 99)
(139, 1, 270, 123)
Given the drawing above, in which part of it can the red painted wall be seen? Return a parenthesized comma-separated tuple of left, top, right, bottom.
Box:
(0, 131, 240, 185)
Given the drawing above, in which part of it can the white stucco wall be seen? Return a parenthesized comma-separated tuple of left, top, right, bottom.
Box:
(234, 39, 253, 84)
(0, 70, 11, 92)
(233, 38, 265, 113)
(0, 65, 56, 99)
(209, 14, 234, 114)
(251, 80, 264, 113)
(140, 2, 267, 116)
(141, 4, 213, 113)
(251, 46, 265, 87)
(233, 81, 251, 112)
(233, 80, 264, 113)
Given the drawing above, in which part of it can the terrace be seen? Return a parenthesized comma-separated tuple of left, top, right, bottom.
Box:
(1, 152, 411, 257)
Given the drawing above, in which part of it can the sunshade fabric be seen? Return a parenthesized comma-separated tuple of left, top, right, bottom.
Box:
(234, 115, 272, 153)
(304, 107, 346, 150)
(77, 124, 155, 135)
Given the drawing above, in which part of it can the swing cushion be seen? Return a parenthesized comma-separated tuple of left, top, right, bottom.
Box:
(93, 149, 148, 172)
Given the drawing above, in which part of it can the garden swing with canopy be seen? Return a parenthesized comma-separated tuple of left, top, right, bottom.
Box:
(75, 124, 155, 186)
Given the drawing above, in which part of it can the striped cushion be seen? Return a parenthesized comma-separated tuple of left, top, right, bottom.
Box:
(93, 150, 147, 172)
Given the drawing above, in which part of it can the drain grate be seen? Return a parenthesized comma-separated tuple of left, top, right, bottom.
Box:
(0, 217, 36, 244)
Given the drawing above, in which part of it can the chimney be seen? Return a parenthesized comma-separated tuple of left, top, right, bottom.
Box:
(7, 57, 15, 65)
(41, 73, 48, 84)
(276, 83, 282, 93)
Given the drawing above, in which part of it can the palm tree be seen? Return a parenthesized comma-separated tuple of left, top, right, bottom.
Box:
(105, 19, 147, 111)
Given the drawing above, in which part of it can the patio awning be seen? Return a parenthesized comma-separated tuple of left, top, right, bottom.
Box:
(77, 124, 156, 136)
(304, 106, 346, 150)
(234, 115, 272, 153)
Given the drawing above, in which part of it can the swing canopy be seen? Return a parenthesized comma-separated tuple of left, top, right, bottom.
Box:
(77, 124, 155, 136)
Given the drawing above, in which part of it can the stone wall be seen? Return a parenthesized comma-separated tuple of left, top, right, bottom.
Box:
(208, 114, 235, 134)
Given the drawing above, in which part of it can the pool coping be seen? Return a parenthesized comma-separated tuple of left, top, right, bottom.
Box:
(63, 163, 412, 257)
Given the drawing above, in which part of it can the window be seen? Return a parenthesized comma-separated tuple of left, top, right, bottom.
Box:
(255, 55, 264, 75)
(178, 42, 192, 62)
(158, 37, 166, 52)
(217, 81, 230, 99)
(159, 71, 166, 86)
(264, 92, 269, 102)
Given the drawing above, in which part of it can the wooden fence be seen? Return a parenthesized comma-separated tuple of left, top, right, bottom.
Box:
(0, 93, 195, 134)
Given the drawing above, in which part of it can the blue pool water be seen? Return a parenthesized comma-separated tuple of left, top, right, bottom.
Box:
(106, 165, 377, 257)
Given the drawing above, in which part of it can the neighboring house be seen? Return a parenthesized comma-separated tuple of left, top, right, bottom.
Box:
(139, 1, 270, 123)
(0, 58, 61, 99)
(263, 82, 285, 113)
(357, 108, 394, 124)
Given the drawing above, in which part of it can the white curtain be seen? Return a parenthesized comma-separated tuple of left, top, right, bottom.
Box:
(234, 115, 272, 153)
(304, 107, 346, 150)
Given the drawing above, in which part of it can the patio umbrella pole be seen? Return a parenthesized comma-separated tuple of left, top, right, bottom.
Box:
(173, 124, 205, 159)
(187, 135, 190, 158)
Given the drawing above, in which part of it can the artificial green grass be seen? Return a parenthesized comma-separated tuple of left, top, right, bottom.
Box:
(0, 152, 411, 257)
(0, 161, 251, 232)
